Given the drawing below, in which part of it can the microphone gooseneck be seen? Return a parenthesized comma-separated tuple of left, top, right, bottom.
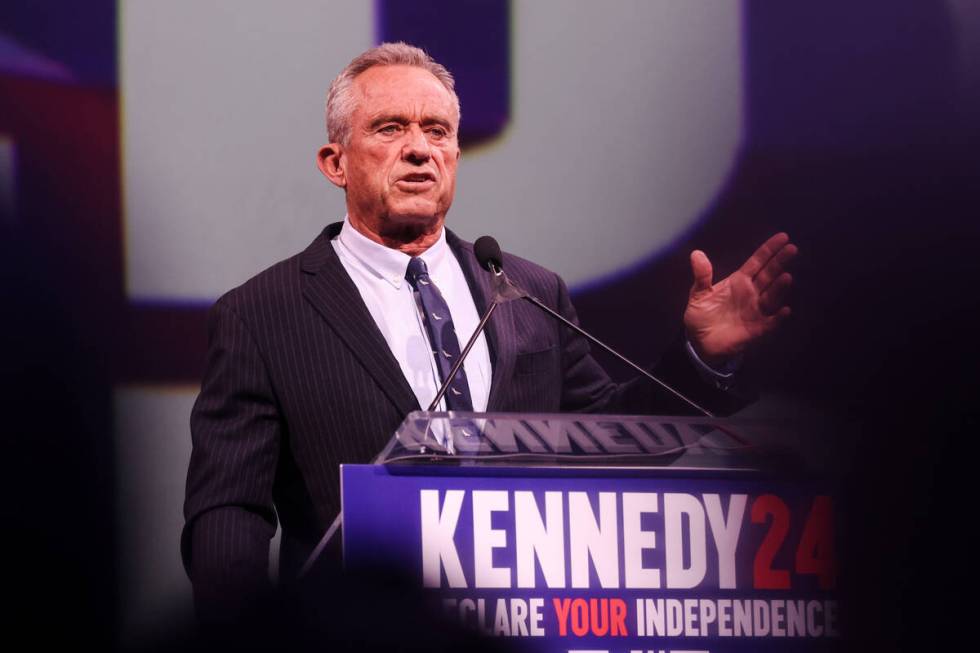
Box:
(476, 235, 715, 418)
(516, 293, 714, 417)
(431, 233, 715, 417)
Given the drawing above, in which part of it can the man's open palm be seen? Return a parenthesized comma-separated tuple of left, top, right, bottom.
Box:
(684, 232, 797, 364)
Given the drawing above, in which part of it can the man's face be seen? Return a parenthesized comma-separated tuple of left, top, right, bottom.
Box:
(339, 65, 460, 238)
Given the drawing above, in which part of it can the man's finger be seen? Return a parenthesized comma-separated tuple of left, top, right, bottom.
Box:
(739, 232, 790, 278)
(690, 250, 713, 293)
(759, 273, 793, 315)
(757, 305, 792, 336)
(771, 305, 792, 324)
(754, 243, 798, 291)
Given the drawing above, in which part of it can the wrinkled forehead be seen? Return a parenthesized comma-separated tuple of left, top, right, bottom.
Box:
(351, 65, 459, 127)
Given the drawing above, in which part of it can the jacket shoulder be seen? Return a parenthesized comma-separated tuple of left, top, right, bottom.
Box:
(448, 229, 564, 301)
(498, 248, 563, 295)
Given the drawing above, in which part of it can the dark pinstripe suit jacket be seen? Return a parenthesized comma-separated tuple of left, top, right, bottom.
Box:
(182, 222, 740, 606)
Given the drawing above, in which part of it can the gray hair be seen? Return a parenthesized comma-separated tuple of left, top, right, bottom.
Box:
(326, 42, 460, 145)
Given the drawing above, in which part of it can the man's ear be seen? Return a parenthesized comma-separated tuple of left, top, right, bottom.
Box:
(317, 143, 346, 189)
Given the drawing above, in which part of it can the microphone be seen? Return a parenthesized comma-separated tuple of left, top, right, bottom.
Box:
(474, 236, 715, 418)
(474, 236, 503, 273)
(474, 236, 526, 303)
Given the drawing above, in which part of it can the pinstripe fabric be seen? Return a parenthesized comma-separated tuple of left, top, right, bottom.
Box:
(183, 222, 744, 610)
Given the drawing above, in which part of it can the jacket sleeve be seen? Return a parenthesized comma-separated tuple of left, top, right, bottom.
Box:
(554, 275, 753, 417)
(182, 295, 281, 621)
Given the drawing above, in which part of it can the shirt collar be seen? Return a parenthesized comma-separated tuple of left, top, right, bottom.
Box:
(336, 216, 448, 289)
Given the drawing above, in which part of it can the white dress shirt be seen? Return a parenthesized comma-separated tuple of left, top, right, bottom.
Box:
(331, 218, 492, 412)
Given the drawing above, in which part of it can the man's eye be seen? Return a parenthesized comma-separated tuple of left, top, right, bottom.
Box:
(379, 125, 400, 134)
(427, 127, 447, 139)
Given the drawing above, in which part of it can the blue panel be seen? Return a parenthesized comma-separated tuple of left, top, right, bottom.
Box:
(343, 464, 840, 651)
(377, 0, 510, 146)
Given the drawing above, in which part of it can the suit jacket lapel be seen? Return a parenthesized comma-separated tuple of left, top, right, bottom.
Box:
(300, 224, 420, 417)
(447, 230, 516, 411)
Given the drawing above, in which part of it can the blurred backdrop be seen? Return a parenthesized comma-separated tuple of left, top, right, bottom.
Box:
(2, 1, 978, 650)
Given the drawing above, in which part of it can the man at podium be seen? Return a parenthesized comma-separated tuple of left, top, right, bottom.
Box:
(182, 42, 797, 619)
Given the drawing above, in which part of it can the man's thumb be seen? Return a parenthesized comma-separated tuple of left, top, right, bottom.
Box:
(690, 250, 713, 293)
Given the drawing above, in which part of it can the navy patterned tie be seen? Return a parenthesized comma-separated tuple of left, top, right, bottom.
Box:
(405, 257, 475, 411)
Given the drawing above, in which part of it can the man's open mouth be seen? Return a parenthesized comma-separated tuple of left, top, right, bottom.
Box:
(399, 173, 436, 183)
(396, 173, 437, 190)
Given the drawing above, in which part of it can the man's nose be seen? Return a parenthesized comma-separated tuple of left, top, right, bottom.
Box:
(402, 125, 431, 163)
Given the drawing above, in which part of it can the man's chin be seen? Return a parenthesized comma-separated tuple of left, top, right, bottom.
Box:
(385, 202, 444, 227)
(377, 208, 444, 242)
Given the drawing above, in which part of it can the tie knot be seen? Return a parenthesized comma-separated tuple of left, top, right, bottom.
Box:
(405, 256, 429, 287)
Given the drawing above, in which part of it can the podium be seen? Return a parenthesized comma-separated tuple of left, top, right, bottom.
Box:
(340, 412, 840, 652)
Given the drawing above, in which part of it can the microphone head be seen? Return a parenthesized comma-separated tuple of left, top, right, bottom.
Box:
(474, 236, 503, 271)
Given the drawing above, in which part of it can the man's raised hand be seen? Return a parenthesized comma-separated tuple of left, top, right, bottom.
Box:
(683, 232, 798, 366)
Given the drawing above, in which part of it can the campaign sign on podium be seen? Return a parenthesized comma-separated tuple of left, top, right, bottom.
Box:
(342, 412, 839, 653)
